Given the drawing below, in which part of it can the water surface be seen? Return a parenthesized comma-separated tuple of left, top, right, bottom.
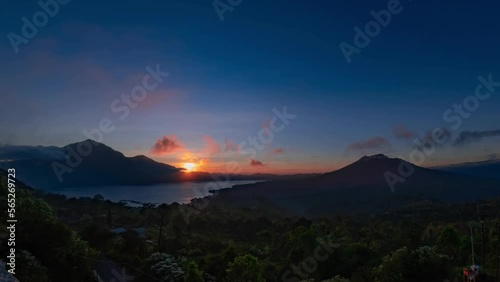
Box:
(46, 180, 262, 204)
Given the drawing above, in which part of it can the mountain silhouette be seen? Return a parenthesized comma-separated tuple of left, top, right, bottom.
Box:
(0, 140, 283, 189)
(0, 140, 182, 189)
(212, 154, 500, 216)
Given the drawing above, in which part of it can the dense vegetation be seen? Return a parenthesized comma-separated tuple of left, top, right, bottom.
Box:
(2, 172, 500, 281)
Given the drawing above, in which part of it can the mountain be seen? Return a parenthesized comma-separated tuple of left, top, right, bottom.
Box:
(434, 159, 500, 180)
(210, 154, 500, 216)
(0, 140, 183, 189)
(0, 140, 293, 189)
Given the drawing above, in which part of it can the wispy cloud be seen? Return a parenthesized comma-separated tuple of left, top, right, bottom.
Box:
(414, 127, 452, 151)
(454, 129, 500, 146)
(345, 137, 391, 155)
(202, 136, 240, 155)
(393, 125, 416, 140)
(487, 153, 498, 160)
(223, 139, 240, 153)
(272, 148, 285, 155)
(202, 135, 220, 155)
(150, 135, 183, 155)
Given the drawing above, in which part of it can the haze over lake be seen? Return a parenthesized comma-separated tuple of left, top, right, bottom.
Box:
(45, 180, 262, 204)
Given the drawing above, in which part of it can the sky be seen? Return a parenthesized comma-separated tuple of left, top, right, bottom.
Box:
(1, 0, 500, 173)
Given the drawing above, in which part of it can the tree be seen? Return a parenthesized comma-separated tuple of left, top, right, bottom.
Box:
(106, 209, 113, 226)
(145, 252, 187, 282)
(436, 225, 460, 258)
(225, 254, 265, 282)
(121, 230, 146, 256)
(80, 223, 113, 250)
(327, 276, 351, 282)
(14, 189, 97, 281)
(185, 261, 204, 282)
(301, 276, 350, 282)
(373, 246, 452, 282)
(15, 250, 50, 282)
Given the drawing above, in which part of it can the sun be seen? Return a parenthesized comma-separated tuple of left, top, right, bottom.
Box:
(183, 162, 196, 172)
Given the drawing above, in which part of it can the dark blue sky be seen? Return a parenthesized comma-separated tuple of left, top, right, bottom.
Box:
(1, 0, 499, 172)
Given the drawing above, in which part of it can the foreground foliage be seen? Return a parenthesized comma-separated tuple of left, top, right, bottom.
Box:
(1, 171, 499, 281)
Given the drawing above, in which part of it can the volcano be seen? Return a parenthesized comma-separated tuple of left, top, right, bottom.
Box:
(213, 154, 500, 216)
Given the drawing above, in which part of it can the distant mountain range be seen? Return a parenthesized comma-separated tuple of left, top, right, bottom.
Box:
(211, 154, 500, 216)
(2, 140, 499, 215)
(0, 140, 287, 189)
(434, 159, 500, 180)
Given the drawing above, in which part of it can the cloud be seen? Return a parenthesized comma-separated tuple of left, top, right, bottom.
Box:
(249, 158, 265, 167)
(0, 145, 65, 161)
(454, 129, 500, 146)
(261, 118, 271, 134)
(345, 137, 391, 154)
(202, 136, 240, 155)
(487, 153, 498, 160)
(414, 127, 452, 151)
(272, 148, 284, 155)
(223, 139, 240, 153)
(150, 135, 183, 155)
(202, 136, 220, 155)
(393, 125, 416, 140)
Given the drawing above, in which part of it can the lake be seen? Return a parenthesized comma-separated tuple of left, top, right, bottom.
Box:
(45, 180, 262, 205)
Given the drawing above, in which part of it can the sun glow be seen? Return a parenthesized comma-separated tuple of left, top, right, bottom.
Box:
(183, 162, 196, 172)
